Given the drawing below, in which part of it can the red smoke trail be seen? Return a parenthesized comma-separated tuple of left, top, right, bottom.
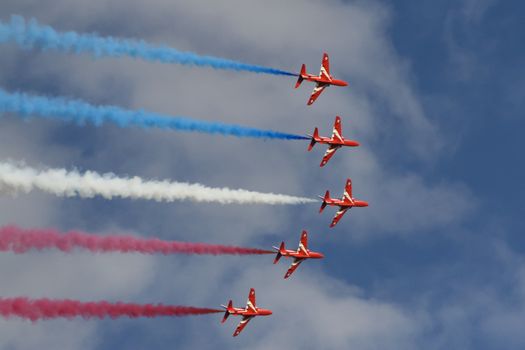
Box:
(0, 297, 222, 321)
(0, 225, 273, 255)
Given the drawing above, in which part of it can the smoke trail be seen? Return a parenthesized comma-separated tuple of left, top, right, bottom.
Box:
(0, 162, 316, 205)
(0, 297, 221, 321)
(0, 16, 296, 76)
(0, 88, 308, 140)
(0, 225, 273, 255)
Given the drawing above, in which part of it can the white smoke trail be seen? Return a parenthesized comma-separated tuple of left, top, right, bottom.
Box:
(0, 162, 316, 205)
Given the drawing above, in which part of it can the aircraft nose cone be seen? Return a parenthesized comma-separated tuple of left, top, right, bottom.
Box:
(362, 201, 369, 207)
(319, 252, 325, 258)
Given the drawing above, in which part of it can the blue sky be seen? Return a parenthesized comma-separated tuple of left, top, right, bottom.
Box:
(0, 0, 523, 349)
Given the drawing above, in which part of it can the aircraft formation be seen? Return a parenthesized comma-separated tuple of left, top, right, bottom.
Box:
(0, 16, 370, 338)
(220, 54, 367, 336)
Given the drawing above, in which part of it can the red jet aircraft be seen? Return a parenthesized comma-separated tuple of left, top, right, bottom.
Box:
(221, 288, 272, 337)
(295, 52, 348, 105)
(308, 116, 360, 167)
(320, 178, 369, 228)
(273, 230, 324, 279)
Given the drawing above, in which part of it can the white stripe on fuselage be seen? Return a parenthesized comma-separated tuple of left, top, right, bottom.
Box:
(247, 301, 256, 313)
(299, 243, 308, 255)
(343, 192, 354, 204)
(331, 130, 342, 141)
(320, 67, 331, 81)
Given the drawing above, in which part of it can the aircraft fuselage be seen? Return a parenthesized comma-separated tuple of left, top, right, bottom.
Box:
(228, 307, 273, 317)
(280, 249, 324, 260)
(325, 198, 369, 208)
(301, 73, 348, 87)
(311, 135, 360, 147)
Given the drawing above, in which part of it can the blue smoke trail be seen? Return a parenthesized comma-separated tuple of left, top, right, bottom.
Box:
(0, 89, 308, 140)
(0, 15, 296, 77)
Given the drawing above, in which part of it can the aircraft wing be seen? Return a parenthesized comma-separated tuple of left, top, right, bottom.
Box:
(330, 207, 350, 228)
(233, 315, 254, 337)
(307, 84, 327, 105)
(331, 116, 343, 142)
(284, 258, 304, 279)
(320, 144, 340, 167)
(320, 52, 330, 79)
(343, 178, 352, 200)
(246, 288, 256, 312)
(298, 230, 308, 253)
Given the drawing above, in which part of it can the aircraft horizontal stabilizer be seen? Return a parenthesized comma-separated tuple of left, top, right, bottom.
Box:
(273, 242, 285, 264)
(295, 64, 306, 88)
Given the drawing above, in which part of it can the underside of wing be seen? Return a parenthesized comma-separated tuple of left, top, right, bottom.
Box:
(298, 230, 308, 253)
(344, 178, 353, 200)
(330, 207, 349, 227)
(320, 53, 330, 79)
(308, 84, 327, 105)
(246, 288, 256, 312)
(320, 144, 340, 167)
(233, 316, 253, 337)
(284, 258, 304, 279)
(331, 116, 343, 142)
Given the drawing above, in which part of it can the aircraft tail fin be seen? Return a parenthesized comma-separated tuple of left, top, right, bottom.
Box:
(295, 64, 306, 88)
(308, 127, 319, 151)
(221, 300, 233, 323)
(319, 190, 330, 213)
(273, 242, 285, 264)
